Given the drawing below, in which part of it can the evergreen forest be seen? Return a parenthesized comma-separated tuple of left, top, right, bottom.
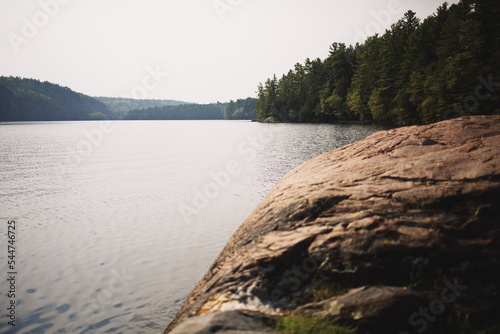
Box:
(256, 0, 500, 124)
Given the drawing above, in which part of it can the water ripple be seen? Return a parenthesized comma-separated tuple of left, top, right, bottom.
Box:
(0, 121, 385, 333)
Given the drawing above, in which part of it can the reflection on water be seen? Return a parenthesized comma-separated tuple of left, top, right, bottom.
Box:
(0, 120, 385, 333)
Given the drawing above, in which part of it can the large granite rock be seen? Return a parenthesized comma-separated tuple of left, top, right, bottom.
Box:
(165, 116, 500, 334)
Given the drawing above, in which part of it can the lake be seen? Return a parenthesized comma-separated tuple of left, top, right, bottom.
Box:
(0, 120, 386, 334)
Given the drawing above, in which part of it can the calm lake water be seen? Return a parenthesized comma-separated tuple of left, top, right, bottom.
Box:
(0, 120, 385, 334)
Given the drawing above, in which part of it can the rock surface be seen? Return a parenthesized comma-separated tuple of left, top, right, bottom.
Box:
(169, 310, 279, 334)
(261, 116, 283, 123)
(165, 116, 500, 334)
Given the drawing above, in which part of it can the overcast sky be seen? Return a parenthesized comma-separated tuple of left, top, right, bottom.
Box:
(0, 0, 457, 104)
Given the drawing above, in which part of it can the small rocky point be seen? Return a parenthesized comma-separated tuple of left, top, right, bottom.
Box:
(261, 116, 283, 123)
(165, 116, 500, 334)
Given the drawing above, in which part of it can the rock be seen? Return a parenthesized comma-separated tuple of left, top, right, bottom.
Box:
(293, 286, 429, 332)
(261, 116, 282, 123)
(169, 310, 279, 334)
(165, 116, 500, 333)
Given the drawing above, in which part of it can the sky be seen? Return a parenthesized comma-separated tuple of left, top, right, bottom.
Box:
(0, 0, 458, 104)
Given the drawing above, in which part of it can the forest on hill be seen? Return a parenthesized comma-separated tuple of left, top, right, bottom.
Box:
(95, 97, 187, 116)
(121, 97, 256, 120)
(0, 76, 256, 121)
(256, 0, 500, 124)
(0, 77, 112, 121)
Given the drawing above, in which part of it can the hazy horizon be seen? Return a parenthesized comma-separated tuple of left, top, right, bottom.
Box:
(1, 0, 458, 104)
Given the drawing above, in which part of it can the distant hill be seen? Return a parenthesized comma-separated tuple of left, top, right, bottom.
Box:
(123, 103, 224, 120)
(0, 76, 113, 122)
(0, 76, 257, 121)
(122, 98, 257, 120)
(95, 97, 187, 115)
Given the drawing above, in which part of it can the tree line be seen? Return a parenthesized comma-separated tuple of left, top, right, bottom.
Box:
(0, 77, 112, 121)
(121, 98, 256, 120)
(256, 0, 500, 124)
(96, 97, 187, 117)
(0, 76, 256, 121)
